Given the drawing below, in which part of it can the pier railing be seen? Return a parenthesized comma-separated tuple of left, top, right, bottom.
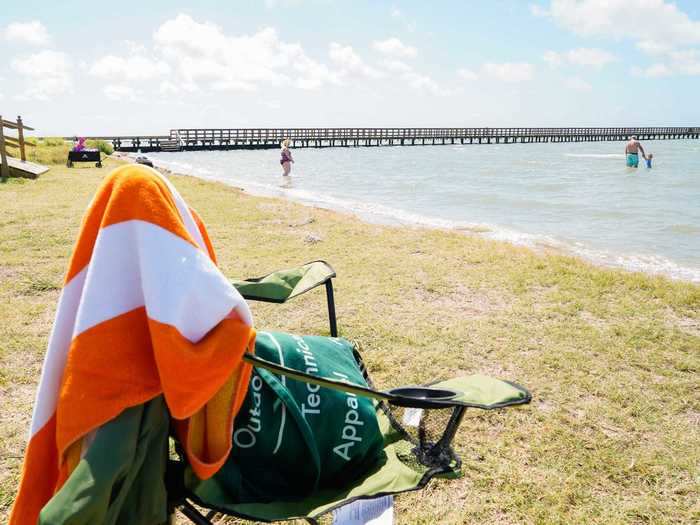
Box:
(72, 127, 700, 153)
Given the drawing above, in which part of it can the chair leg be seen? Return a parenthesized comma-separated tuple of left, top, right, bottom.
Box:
(178, 500, 214, 525)
(325, 280, 338, 337)
(436, 406, 467, 450)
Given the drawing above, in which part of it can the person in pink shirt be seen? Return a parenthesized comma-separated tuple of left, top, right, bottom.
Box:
(280, 139, 294, 176)
(72, 137, 87, 152)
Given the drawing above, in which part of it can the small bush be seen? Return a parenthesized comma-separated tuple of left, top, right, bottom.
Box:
(87, 139, 114, 156)
(41, 137, 68, 147)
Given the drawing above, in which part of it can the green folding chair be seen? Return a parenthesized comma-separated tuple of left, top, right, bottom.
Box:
(35, 262, 531, 525)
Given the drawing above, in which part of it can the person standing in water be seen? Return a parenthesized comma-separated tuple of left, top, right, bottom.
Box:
(280, 139, 294, 176)
(625, 136, 646, 168)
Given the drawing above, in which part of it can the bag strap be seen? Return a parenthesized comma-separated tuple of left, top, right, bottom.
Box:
(255, 368, 322, 491)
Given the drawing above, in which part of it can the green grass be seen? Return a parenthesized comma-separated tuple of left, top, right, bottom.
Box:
(0, 157, 698, 524)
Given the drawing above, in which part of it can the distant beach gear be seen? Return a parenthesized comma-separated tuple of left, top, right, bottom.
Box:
(66, 146, 102, 168)
(135, 155, 154, 167)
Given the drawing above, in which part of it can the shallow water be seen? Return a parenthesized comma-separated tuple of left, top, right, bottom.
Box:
(144, 140, 700, 283)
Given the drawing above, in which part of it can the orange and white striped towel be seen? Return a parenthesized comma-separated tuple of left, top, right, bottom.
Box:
(10, 164, 256, 524)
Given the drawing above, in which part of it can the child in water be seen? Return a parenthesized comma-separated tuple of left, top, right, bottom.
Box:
(645, 153, 653, 168)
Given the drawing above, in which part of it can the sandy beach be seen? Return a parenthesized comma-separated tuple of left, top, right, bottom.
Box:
(1, 155, 698, 524)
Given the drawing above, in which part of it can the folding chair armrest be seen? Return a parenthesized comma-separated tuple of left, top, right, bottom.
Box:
(232, 260, 338, 336)
(232, 260, 335, 302)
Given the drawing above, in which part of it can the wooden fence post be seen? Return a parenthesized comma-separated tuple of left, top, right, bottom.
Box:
(17, 115, 26, 161)
(0, 116, 10, 179)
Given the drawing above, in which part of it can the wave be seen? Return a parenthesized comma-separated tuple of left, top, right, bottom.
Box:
(663, 224, 700, 235)
(472, 226, 700, 282)
(568, 245, 700, 283)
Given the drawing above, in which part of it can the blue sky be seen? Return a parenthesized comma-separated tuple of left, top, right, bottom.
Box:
(1, 0, 699, 135)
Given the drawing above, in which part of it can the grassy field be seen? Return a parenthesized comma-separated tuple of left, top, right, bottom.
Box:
(1, 156, 698, 524)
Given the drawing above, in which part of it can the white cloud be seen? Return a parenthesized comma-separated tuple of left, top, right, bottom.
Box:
(532, 0, 700, 48)
(632, 63, 672, 78)
(457, 68, 478, 80)
(3, 20, 50, 46)
(481, 62, 534, 82)
(153, 14, 337, 91)
(632, 49, 700, 77)
(390, 6, 402, 18)
(457, 62, 537, 85)
(529, 4, 549, 17)
(382, 59, 412, 73)
(90, 55, 170, 81)
(535, 1, 700, 78)
(636, 40, 673, 56)
(543, 50, 563, 67)
(565, 76, 592, 91)
(264, 0, 303, 7)
(159, 81, 179, 95)
(377, 57, 449, 95)
(372, 37, 417, 58)
(403, 71, 451, 96)
(10, 50, 72, 100)
(668, 49, 700, 75)
(123, 40, 147, 55)
(329, 43, 383, 78)
(282, 42, 340, 89)
(566, 48, 616, 67)
(543, 48, 616, 68)
(103, 84, 138, 101)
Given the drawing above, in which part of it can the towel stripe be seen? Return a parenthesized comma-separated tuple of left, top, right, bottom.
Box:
(73, 219, 250, 340)
(29, 268, 87, 437)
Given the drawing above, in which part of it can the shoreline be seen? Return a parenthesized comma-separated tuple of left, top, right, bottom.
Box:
(127, 151, 700, 285)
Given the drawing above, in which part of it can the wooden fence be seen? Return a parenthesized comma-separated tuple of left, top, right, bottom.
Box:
(0, 115, 35, 178)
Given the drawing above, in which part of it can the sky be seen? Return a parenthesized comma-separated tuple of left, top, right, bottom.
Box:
(1, 0, 700, 135)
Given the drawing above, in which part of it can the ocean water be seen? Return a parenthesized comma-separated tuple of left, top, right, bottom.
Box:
(143, 140, 700, 283)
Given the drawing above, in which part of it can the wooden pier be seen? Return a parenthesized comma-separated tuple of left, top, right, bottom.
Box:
(77, 127, 700, 153)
